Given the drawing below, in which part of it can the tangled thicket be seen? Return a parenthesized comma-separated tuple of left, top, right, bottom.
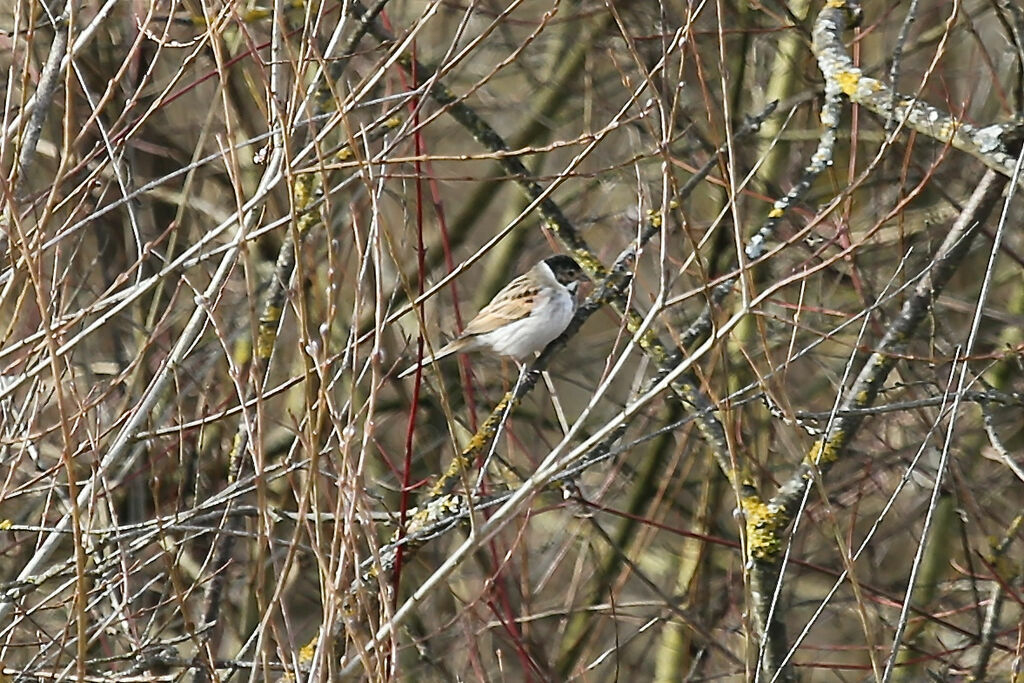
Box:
(1, 1, 1022, 680)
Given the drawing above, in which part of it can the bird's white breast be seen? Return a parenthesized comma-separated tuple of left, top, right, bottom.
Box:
(477, 285, 575, 361)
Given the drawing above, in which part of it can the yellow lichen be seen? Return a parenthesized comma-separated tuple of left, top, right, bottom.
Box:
(741, 495, 785, 561)
(835, 71, 862, 97)
(298, 637, 317, 665)
(256, 306, 282, 358)
(806, 437, 841, 466)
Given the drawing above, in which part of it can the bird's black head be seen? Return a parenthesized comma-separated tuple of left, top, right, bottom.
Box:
(544, 255, 588, 287)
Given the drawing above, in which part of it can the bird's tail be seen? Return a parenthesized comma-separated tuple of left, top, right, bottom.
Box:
(396, 345, 459, 379)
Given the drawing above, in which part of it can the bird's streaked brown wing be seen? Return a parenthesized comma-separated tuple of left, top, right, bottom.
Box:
(458, 274, 539, 338)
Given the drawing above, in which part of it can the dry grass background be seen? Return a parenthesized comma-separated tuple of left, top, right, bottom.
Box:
(1, 0, 1023, 680)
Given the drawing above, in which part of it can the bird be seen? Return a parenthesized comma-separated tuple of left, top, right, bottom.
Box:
(397, 254, 588, 378)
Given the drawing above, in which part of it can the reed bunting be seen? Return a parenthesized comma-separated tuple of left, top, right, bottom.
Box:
(398, 255, 587, 378)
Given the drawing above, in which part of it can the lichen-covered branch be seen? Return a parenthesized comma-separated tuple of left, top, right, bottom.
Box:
(814, 0, 1022, 179)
